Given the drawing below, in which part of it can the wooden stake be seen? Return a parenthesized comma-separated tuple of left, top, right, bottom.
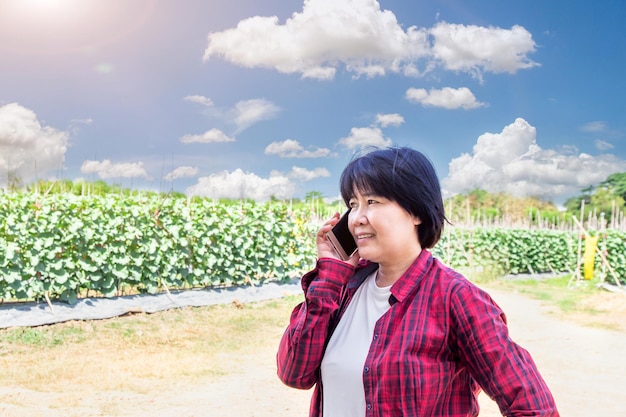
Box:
(160, 280, 175, 303)
(44, 292, 55, 315)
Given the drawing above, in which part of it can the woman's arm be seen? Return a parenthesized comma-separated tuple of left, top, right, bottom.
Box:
(277, 213, 360, 389)
(450, 283, 559, 416)
(276, 258, 354, 389)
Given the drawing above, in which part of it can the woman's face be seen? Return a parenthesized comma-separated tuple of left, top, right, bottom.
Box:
(348, 189, 422, 266)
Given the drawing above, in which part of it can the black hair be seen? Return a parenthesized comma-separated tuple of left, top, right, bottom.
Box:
(339, 146, 447, 249)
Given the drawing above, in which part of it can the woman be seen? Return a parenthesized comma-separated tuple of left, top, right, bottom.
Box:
(277, 146, 559, 416)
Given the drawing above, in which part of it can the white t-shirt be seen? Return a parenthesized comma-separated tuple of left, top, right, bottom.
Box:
(320, 271, 392, 417)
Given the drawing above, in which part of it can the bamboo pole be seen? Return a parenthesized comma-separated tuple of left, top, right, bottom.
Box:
(600, 212, 608, 284)
(572, 200, 585, 285)
(572, 216, 622, 288)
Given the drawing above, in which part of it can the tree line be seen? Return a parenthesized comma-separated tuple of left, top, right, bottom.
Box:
(7, 173, 626, 230)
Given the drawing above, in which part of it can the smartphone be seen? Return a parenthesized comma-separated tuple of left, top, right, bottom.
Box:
(326, 209, 358, 261)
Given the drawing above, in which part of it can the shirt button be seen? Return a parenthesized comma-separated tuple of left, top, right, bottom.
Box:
(364, 366, 370, 373)
(373, 333, 378, 340)
(367, 403, 372, 410)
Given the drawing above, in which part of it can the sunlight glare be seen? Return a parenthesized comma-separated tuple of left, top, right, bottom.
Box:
(4, 0, 85, 22)
(1, 0, 156, 55)
(24, 0, 66, 9)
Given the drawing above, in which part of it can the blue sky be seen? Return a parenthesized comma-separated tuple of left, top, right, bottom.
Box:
(1, 0, 625, 204)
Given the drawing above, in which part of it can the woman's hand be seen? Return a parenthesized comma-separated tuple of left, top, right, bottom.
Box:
(316, 212, 359, 266)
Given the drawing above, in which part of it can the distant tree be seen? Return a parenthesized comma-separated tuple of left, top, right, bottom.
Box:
(564, 173, 626, 226)
(164, 190, 186, 199)
(305, 191, 324, 203)
(590, 187, 625, 218)
(446, 189, 562, 226)
(467, 189, 489, 205)
(7, 171, 23, 192)
(28, 179, 74, 194)
(563, 195, 585, 215)
(305, 191, 325, 209)
(600, 172, 626, 201)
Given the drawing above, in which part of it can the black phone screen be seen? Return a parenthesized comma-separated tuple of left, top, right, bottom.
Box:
(327, 209, 358, 260)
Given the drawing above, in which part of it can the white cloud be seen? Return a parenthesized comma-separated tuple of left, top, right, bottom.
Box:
(184, 95, 214, 107)
(442, 118, 626, 201)
(580, 121, 607, 133)
(265, 139, 332, 158)
(80, 159, 150, 180)
(430, 22, 538, 81)
(69, 118, 93, 126)
(203, 0, 537, 80)
(405, 87, 486, 109)
(579, 121, 622, 140)
(595, 140, 614, 151)
(182, 97, 279, 133)
(185, 169, 295, 200)
(68, 118, 93, 135)
(375, 113, 404, 127)
(232, 99, 280, 133)
(301, 66, 337, 80)
(180, 128, 235, 144)
(164, 166, 199, 182)
(349, 64, 386, 79)
(339, 126, 393, 149)
(204, 0, 430, 80)
(288, 166, 331, 181)
(0, 103, 69, 186)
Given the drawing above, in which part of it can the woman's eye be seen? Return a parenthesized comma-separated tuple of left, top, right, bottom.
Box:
(367, 199, 378, 205)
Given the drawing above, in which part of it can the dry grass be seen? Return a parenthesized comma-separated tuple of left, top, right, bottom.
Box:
(0, 296, 302, 395)
(1, 278, 625, 416)
(481, 276, 626, 333)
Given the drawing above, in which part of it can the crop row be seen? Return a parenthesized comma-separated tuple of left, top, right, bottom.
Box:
(433, 227, 626, 285)
(1, 193, 624, 303)
(0, 193, 317, 303)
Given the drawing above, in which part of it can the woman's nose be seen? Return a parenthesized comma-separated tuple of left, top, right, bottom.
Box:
(351, 209, 367, 226)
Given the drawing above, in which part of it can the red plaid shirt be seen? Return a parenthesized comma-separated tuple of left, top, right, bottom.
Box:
(277, 250, 559, 416)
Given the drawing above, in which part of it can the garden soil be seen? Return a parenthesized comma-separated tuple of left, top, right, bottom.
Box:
(1, 287, 626, 416)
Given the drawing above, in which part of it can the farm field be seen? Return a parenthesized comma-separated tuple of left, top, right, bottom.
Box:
(0, 277, 625, 416)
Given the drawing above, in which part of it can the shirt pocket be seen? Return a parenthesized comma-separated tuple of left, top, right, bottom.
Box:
(377, 352, 458, 415)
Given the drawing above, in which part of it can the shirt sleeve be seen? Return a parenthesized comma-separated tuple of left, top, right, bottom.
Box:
(449, 283, 560, 416)
(276, 258, 355, 390)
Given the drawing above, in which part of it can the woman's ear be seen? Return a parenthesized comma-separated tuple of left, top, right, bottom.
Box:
(413, 216, 422, 226)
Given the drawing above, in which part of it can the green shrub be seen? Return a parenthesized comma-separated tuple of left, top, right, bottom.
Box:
(0, 193, 317, 303)
(1, 192, 624, 304)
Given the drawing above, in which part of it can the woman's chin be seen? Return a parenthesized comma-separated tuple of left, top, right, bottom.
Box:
(357, 249, 377, 263)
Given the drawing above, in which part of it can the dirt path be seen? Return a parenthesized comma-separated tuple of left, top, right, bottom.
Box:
(201, 288, 626, 417)
(1, 288, 625, 416)
(475, 289, 626, 416)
